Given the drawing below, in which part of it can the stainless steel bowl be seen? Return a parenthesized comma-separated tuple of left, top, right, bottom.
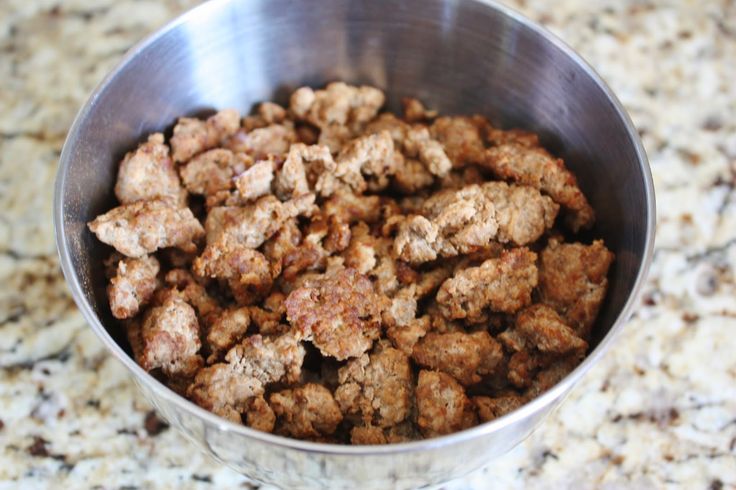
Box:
(54, 0, 655, 487)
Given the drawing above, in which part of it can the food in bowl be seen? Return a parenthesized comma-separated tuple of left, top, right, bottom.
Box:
(87, 82, 614, 444)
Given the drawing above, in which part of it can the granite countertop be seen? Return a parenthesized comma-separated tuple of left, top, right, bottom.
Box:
(1, 0, 735, 488)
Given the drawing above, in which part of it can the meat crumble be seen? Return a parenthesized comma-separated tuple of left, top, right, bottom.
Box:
(88, 82, 613, 444)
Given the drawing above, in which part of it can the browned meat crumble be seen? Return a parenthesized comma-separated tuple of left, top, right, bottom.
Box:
(88, 82, 613, 444)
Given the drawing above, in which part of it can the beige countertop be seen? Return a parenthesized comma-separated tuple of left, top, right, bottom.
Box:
(1, 0, 735, 488)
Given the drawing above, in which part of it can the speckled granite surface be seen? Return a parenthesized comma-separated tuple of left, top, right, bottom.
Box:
(1, 0, 734, 488)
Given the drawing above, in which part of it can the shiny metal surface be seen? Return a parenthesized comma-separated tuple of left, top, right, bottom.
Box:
(53, 0, 655, 488)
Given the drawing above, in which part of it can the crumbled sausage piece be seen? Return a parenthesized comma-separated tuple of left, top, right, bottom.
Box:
(323, 190, 383, 224)
(436, 248, 538, 322)
(249, 308, 286, 336)
(387, 315, 429, 355)
(187, 364, 263, 423)
(507, 350, 540, 388)
(416, 370, 477, 437)
(228, 333, 305, 385)
(412, 331, 503, 386)
(396, 260, 419, 285)
(179, 149, 250, 196)
(392, 215, 442, 264)
(262, 218, 302, 277)
(486, 127, 539, 148)
(240, 103, 289, 132)
(285, 267, 383, 360)
(484, 141, 595, 231)
(317, 124, 354, 154)
(538, 239, 614, 337)
(430, 116, 486, 167)
(317, 215, 351, 254)
(393, 158, 435, 194)
(188, 332, 305, 422)
(206, 307, 251, 362)
(480, 182, 559, 245)
(270, 383, 343, 439)
(364, 118, 448, 190)
(163, 269, 222, 326)
(524, 355, 581, 399)
(383, 421, 420, 443)
(404, 126, 452, 177)
(205, 195, 314, 249)
(350, 425, 387, 445)
(290, 82, 385, 130)
(278, 214, 341, 281)
(115, 133, 185, 205)
(282, 245, 327, 283)
(107, 255, 159, 319)
(414, 262, 457, 299)
(380, 260, 450, 327)
(393, 182, 558, 264)
(258, 102, 287, 124)
(402, 97, 437, 123)
(193, 243, 272, 304)
(473, 394, 524, 422)
(342, 222, 378, 274)
(170, 109, 240, 163)
(274, 143, 323, 199)
(234, 159, 275, 201)
(383, 286, 417, 327)
(364, 113, 409, 145)
(328, 131, 396, 195)
(515, 304, 588, 354)
(274, 143, 374, 199)
(246, 395, 276, 432)
(497, 328, 528, 353)
(224, 123, 297, 159)
(137, 295, 203, 378)
(334, 343, 413, 427)
(343, 222, 400, 297)
(349, 421, 419, 444)
(88, 199, 204, 258)
(250, 292, 287, 335)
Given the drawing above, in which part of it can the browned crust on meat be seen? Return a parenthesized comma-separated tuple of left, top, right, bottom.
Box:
(285, 267, 383, 360)
(484, 138, 595, 231)
(270, 383, 343, 439)
(393, 182, 558, 264)
(107, 255, 159, 319)
(88, 199, 204, 258)
(115, 133, 185, 205)
(416, 370, 477, 437)
(334, 342, 413, 428)
(436, 247, 538, 322)
(538, 239, 614, 337)
(515, 304, 588, 354)
(171, 109, 240, 163)
(473, 394, 524, 422)
(412, 331, 503, 386)
(138, 295, 203, 378)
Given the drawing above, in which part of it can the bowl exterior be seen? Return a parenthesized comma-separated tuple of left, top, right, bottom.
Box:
(133, 373, 569, 488)
(55, 0, 655, 487)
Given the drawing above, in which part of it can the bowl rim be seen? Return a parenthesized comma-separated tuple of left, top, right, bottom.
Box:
(54, 0, 655, 457)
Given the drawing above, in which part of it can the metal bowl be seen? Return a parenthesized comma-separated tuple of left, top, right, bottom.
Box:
(54, 0, 655, 487)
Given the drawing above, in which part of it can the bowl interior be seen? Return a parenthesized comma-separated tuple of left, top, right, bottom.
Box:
(56, 0, 652, 445)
